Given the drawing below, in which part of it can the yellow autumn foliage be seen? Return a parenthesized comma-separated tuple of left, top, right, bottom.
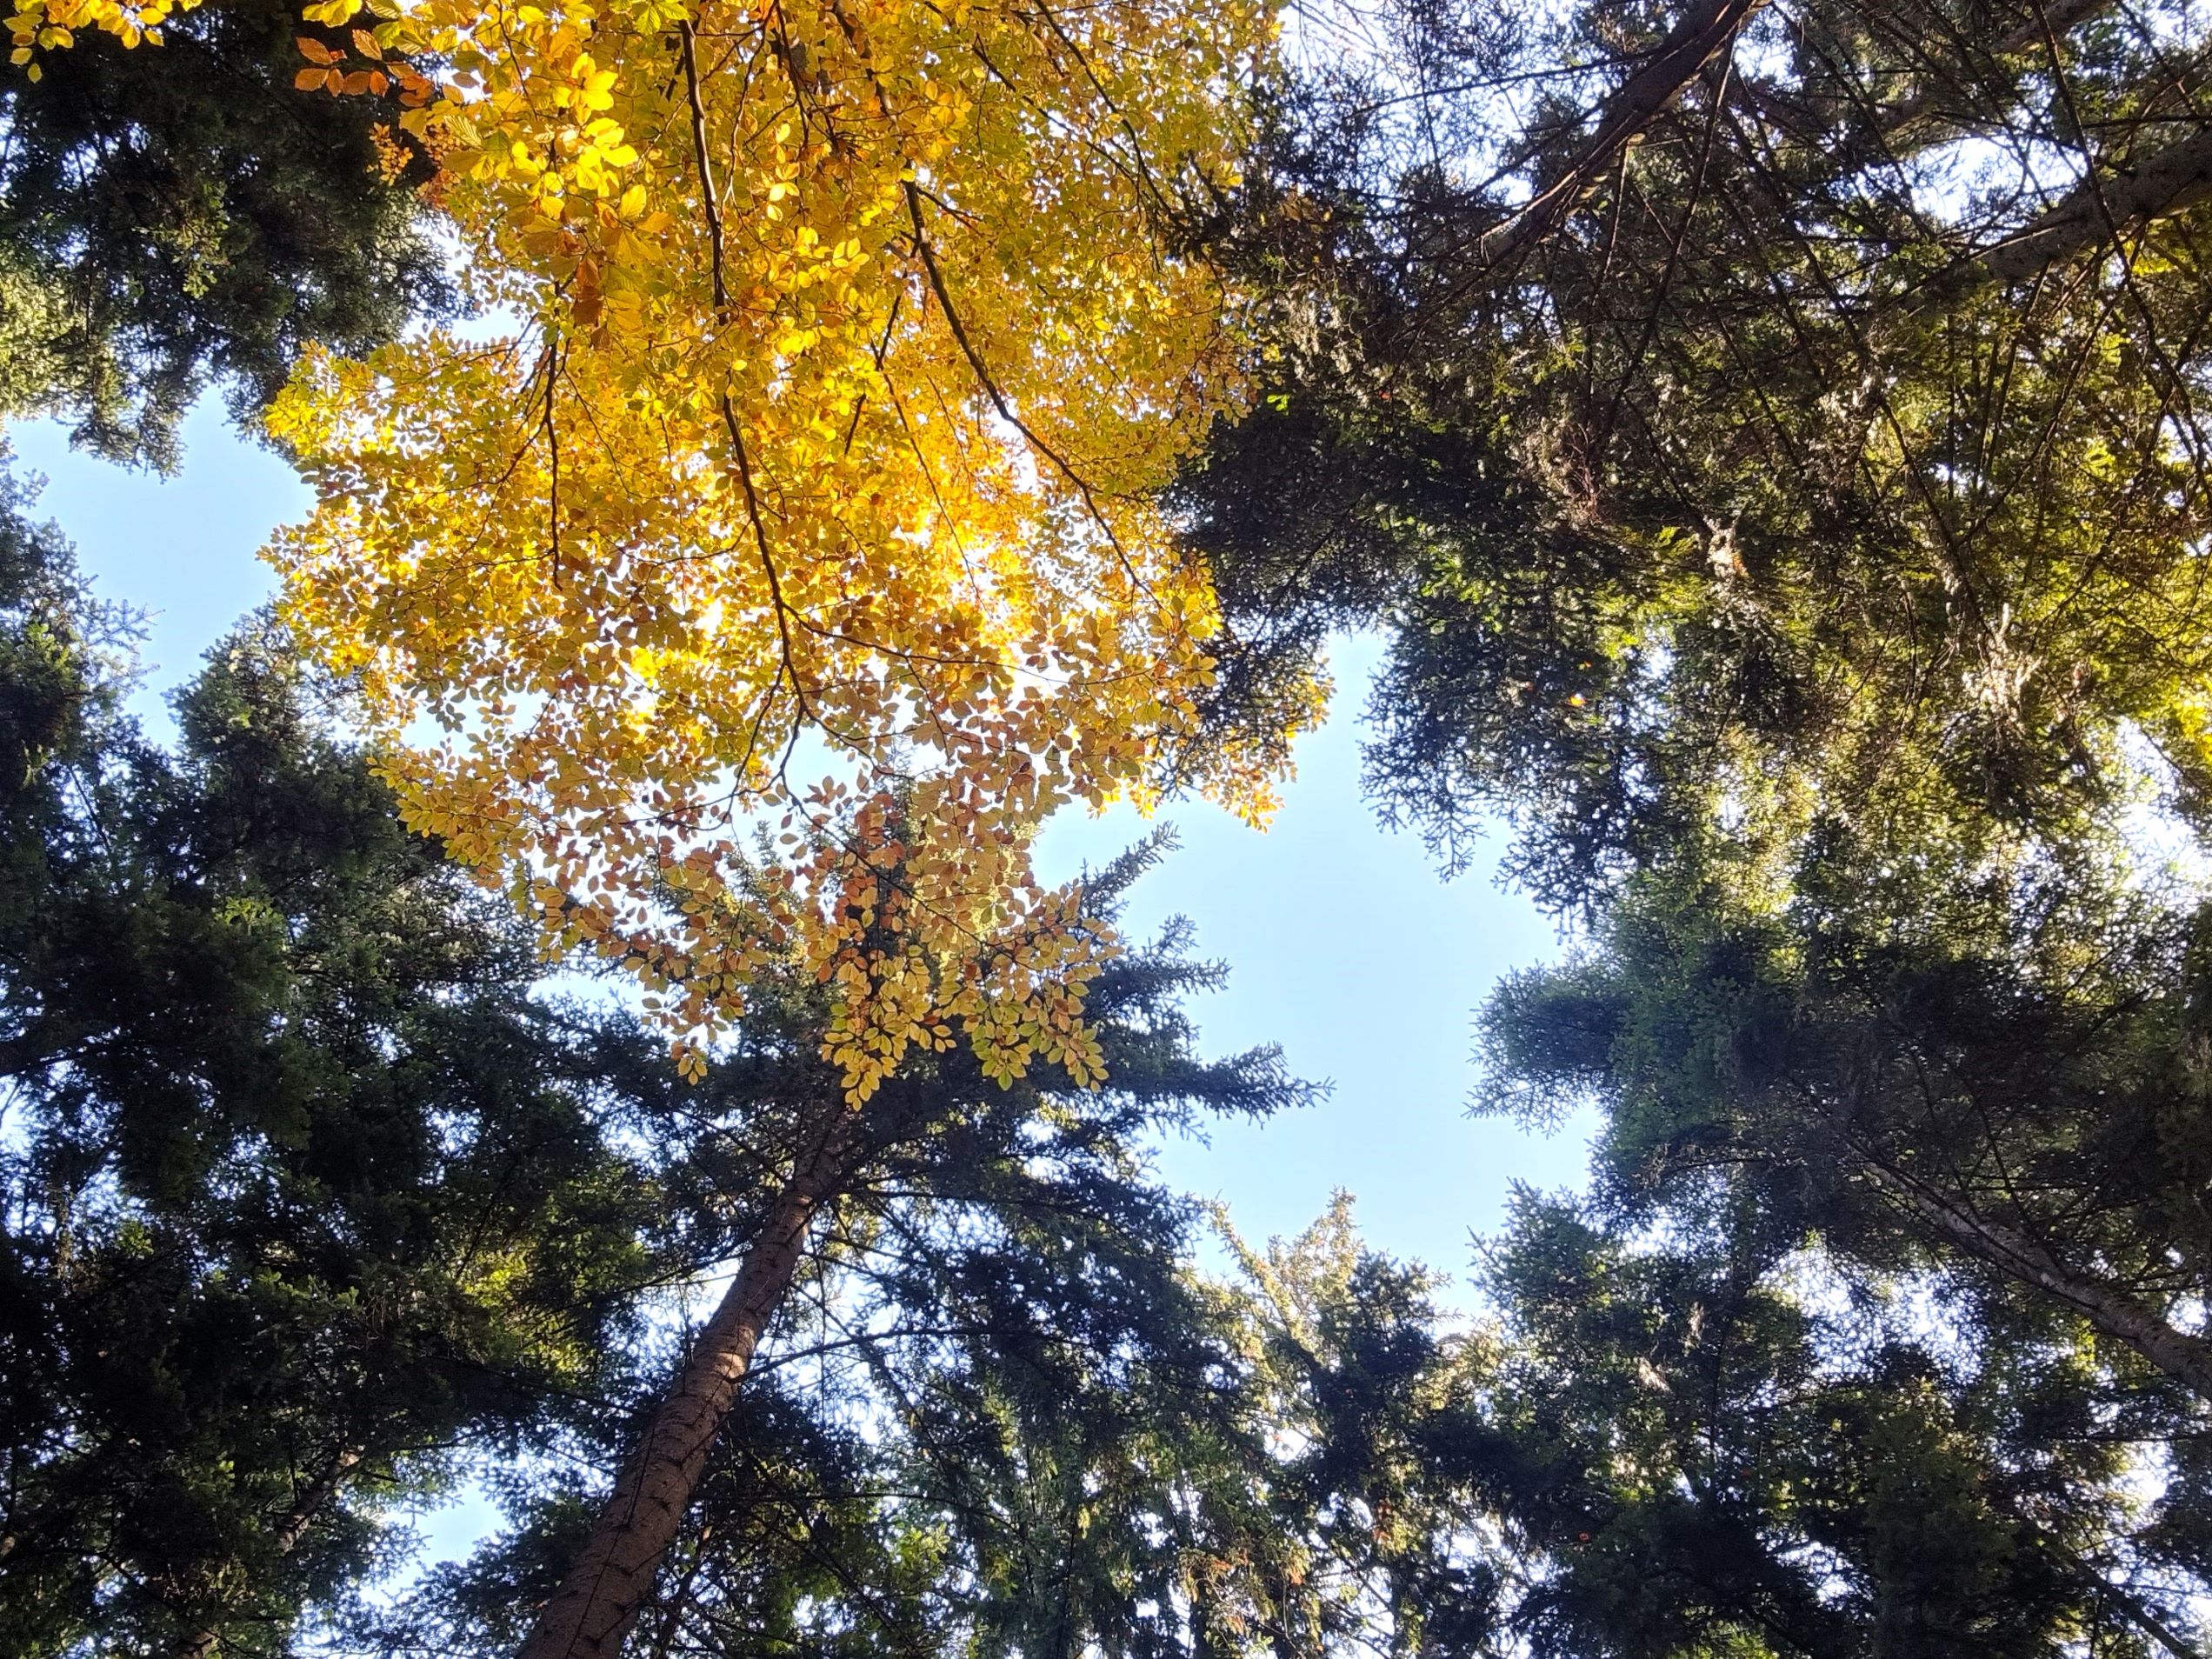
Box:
(177, 0, 1317, 1099)
(5, 0, 184, 61)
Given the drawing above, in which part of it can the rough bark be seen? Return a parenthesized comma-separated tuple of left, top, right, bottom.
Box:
(516, 1110, 855, 1659)
(1859, 1151, 2212, 1402)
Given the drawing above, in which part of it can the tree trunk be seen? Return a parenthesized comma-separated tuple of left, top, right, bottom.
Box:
(170, 1444, 363, 1659)
(1982, 127, 2212, 284)
(1470, 0, 1773, 275)
(2045, 1534, 2202, 1659)
(1858, 1151, 2212, 1402)
(516, 1110, 854, 1659)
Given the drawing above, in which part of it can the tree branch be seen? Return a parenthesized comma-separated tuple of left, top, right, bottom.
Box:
(1982, 125, 2212, 284)
(1469, 0, 1774, 276)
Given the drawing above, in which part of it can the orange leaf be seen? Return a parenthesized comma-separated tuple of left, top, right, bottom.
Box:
(295, 35, 337, 63)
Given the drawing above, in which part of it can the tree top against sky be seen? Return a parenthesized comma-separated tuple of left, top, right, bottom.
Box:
(15, 0, 1330, 1103)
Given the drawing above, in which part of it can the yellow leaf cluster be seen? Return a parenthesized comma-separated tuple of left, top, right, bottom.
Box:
(254, 0, 1323, 1099)
(6, 0, 189, 70)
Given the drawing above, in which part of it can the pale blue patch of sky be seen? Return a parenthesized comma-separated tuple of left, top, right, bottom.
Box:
(8, 397, 1596, 1275)
(7, 401, 1595, 1564)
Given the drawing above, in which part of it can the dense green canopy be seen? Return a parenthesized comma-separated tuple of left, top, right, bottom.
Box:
(13, 0, 2212, 1649)
(0, 0, 443, 466)
(1473, 863, 2212, 1651)
(1191, 0, 2212, 913)
(377, 837, 1319, 1659)
(1175, 0, 2212, 1649)
(0, 470, 1329, 1659)
(0, 466, 662, 1657)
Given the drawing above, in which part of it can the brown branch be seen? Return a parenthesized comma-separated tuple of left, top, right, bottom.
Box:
(544, 338, 563, 587)
(900, 181, 1138, 578)
(170, 1445, 363, 1659)
(1469, 0, 1774, 277)
(1754, 0, 2119, 154)
(679, 22, 730, 314)
(1982, 124, 2212, 283)
(719, 393, 816, 733)
(2042, 1533, 2204, 1659)
(680, 18, 818, 738)
(1854, 1144, 2212, 1402)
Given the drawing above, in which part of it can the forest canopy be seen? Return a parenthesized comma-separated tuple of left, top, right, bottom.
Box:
(6, 0, 2212, 1652)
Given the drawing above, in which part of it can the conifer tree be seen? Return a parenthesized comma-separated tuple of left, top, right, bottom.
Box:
(1187, 0, 2212, 914)
(0, 0, 443, 465)
(1461, 835, 2212, 1651)
(1456, 1192, 2205, 1658)
(0, 468, 1323, 1659)
(377, 838, 1314, 1659)
(0, 464, 1328, 1659)
(1191, 1201, 1503, 1659)
(1186, 1195, 2210, 1657)
(1176, 19, 2212, 1639)
(0, 469, 658, 1657)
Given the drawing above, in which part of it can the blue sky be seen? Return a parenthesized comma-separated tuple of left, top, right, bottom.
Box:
(7, 401, 1595, 1287)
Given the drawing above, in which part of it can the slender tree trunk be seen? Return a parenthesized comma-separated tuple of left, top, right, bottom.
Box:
(170, 1444, 363, 1659)
(516, 1110, 854, 1659)
(1858, 1151, 2212, 1402)
(1470, 0, 1772, 274)
(2045, 1535, 2203, 1659)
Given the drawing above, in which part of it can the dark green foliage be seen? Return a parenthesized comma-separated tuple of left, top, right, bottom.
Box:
(0, 470, 658, 1656)
(1187, 0, 2212, 916)
(365, 844, 1323, 1659)
(1480, 859, 2212, 1384)
(0, 0, 444, 466)
(1196, 1204, 1505, 1659)
(1109, 1183, 2207, 1659)
(1453, 1195, 2184, 1659)
(1195, 1195, 2204, 1658)
(1174, 10, 2212, 1640)
(0, 475, 1332, 1659)
(1463, 853, 2212, 1651)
